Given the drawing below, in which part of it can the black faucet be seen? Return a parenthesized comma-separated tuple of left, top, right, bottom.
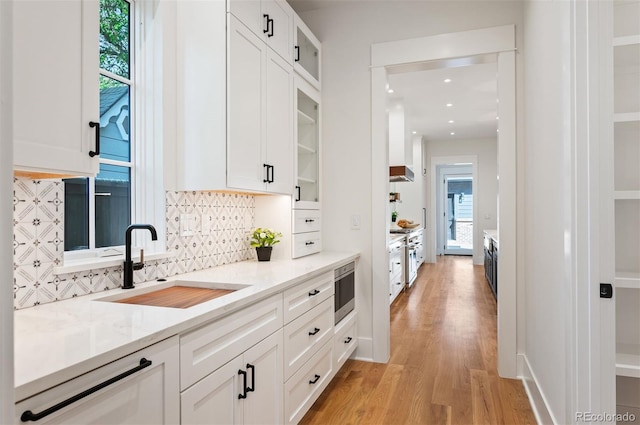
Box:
(123, 224, 158, 289)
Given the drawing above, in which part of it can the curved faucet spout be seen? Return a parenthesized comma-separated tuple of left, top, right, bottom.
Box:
(123, 224, 158, 289)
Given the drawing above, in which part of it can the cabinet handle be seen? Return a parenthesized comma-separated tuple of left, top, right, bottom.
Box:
(20, 358, 152, 422)
(344, 337, 353, 344)
(305, 241, 315, 246)
(246, 363, 255, 393)
(238, 369, 248, 399)
(268, 17, 274, 37)
(263, 14, 274, 37)
(263, 164, 274, 183)
(295, 185, 301, 202)
(308, 289, 320, 296)
(295, 45, 300, 62)
(269, 165, 274, 183)
(305, 219, 315, 223)
(309, 374, 321, 384)
(88, 121, 100, 157)
(263, 14, 270, 34)
(308, 327, 320, 336)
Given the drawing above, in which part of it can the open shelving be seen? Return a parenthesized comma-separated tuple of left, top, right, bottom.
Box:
(617, 343, 640, 378)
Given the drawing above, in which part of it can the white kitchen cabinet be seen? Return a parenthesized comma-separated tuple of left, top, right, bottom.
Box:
(283, 297, 334, 380)
(605, 0, 640, 418)
(227, 15, 293, 195)
(293, 16, 321, 90)
(15, 337, 179, 424)
(170, 0, 227, 191)
(13, 0, 99, 177)
(389, 239, 404, 304)
(293, 76, 321, 210)
(181, 330, 284, 425)
(283, 270, 333, 323)
(227, 0, 293, 64)
(333, 310, 357, 369)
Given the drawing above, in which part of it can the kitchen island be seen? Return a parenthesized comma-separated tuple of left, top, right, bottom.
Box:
(14, 251, 358, 423)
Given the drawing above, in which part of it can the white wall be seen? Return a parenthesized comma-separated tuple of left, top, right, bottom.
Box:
(0, 0, 14, 420)
(522, 0, 572, 423)
(425, 138, 497, 265)
(298, 1, 524, 361)
(390, 135, 425, 225)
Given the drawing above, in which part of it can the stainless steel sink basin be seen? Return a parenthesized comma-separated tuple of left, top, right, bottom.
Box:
(96, 280, 250, 308)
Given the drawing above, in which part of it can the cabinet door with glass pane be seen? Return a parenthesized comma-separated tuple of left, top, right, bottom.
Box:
(293, 16, 321, 90)
(293, 76, 320, 210)
(13, 0, 100, 177)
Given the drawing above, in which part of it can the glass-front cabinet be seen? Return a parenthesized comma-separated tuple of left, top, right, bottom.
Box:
(293, 15, 321, 89)
(294, 77, 320, 210)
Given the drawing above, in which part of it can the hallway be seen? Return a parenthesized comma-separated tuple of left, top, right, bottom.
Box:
(300, 256, 536, 424)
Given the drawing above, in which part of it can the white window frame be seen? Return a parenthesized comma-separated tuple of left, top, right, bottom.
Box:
(60, 0, 168, 271)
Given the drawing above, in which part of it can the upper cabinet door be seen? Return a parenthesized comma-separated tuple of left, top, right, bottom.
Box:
(13, 0, 99, 177)
(293, 15, 321, 90)
(262, 0, 293, 63)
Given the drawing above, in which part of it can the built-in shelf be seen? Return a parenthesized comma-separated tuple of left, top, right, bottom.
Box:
(615, 190, 640, 200)
(297, 176, 316, 184)
(297, 143, 316, 154)
(617, 343, 640, 378)
(616, 272, 640, 289)
(297, 110, 316, 125)
(614, 35, 640, 47)
(614, 112, 640, 122)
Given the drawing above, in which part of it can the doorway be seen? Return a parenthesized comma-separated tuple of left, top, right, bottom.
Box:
(442, 170, 473, 256)
(371, 25, 517, 377)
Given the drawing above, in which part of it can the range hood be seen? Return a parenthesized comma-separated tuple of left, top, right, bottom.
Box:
(390, 165, 414, 182)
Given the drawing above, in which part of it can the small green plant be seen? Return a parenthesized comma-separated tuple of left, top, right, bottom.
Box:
(391, 211, 398, 222)
(250, 227, 282, 248)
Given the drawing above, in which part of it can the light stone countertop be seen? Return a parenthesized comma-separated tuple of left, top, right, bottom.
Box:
(484, 229, 498, 248)
(14, 251, 359, 402)
(389, 234, 406, 245)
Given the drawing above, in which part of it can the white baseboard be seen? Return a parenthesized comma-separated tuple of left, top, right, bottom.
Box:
(520, 353, 556, 425)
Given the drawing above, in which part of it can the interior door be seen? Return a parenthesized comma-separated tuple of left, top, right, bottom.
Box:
(443, 174, 473, 255)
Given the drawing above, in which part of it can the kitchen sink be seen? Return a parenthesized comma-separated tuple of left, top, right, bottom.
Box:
(96, 280, 250, 309)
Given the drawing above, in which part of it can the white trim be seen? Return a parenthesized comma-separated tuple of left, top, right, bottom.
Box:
(520, 353, 557, 425)
(371, 25, 517, 374)
(0, 1, 14, 421)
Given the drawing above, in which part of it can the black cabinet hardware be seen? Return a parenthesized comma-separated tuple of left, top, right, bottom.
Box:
(309, 374, 320, 384)
(269, 165, 274, 182)
(88, 121, 100, 157)
(305, 219, 315, 223)
(263, 164, 269, 183)
(295, 186, 301, 201)
(308, 327, 320, 336)
(295, 45, 300, 62)
(600, 283, 613, 298)
(238, 369, 248, 399)
(246, 363, 255, 393)
(308, 289, 320, 296)
(305, 241, 315, 246)
(20, 358, 152, 422)
(263, 14, 274, 37)
(263, 164, 274, 183)
(344, 337, 352, 344)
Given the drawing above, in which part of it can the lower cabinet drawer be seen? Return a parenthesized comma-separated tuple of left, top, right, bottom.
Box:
(334, 311, 357, 368)
(292, 209, 321, 234)
(180, 293, 283, 391)
(283, 297, 334, 380)
(292, 232, 322, 258)
(283, 271, 333, 324)
(284, 340, 333, 425)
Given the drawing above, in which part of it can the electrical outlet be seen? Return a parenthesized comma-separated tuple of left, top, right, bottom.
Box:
(351, 214, 361, 230)
(180, 213, 198, 236)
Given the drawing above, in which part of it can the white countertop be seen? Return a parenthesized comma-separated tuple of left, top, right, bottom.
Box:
(14, 251, 358, 401)
(389, 234, 406, 244)
(484, 230, 498, 247)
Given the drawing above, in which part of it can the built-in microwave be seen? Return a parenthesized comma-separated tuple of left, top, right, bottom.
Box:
(334, 261, 355, 324)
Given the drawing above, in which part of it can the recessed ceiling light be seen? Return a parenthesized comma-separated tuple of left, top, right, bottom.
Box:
(496, 116, 499, 120)
(388, 89, 394, 93)
(412, 131, 417, 134)
(448, 120, 455, 124)
(444, 78, 452, 83)
(446, 103, 453, 107)
(450, 132, 455, 136)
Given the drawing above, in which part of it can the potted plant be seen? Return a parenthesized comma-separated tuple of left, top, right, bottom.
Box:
(250, 227, 282, 261)
(391, 211, 398, 222)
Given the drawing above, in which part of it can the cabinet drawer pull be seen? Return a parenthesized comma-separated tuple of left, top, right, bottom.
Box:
(88, 121, 100, 157)
(295, 45, 300, 62)
(344, 337, 353, 344)
(308, 289, 320, 296)
(308, 327, 320, 336)
(238, 369, 248, 399)
(309, 374, 321, 384)
(246, 363, 255, 393)
(20, 358, 152, 422)
(305, 219, 315, 223)
(305, 241, 315, 246)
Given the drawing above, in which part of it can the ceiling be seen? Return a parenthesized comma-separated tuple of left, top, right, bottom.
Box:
(387, 61, 499, 141)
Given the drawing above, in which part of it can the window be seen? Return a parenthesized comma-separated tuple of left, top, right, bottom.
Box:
(64, 0, 133, 251)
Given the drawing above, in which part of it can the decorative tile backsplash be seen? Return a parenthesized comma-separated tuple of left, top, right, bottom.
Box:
(12, 177, 255, 310)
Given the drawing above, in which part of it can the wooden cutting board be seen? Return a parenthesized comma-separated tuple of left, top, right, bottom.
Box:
(115, 286, 235, 309)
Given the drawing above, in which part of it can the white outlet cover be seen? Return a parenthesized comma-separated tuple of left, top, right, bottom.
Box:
(180, 213, 197, 236)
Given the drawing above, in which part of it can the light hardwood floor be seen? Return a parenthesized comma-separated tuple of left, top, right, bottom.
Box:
(300, 256, 536, 425)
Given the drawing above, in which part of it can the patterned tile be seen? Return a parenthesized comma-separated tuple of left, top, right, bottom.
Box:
(37, 180, 64, 222)
(13, 178, 38, 224)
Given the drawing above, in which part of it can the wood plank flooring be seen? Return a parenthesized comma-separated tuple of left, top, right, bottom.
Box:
(300, 256, 536, 425)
